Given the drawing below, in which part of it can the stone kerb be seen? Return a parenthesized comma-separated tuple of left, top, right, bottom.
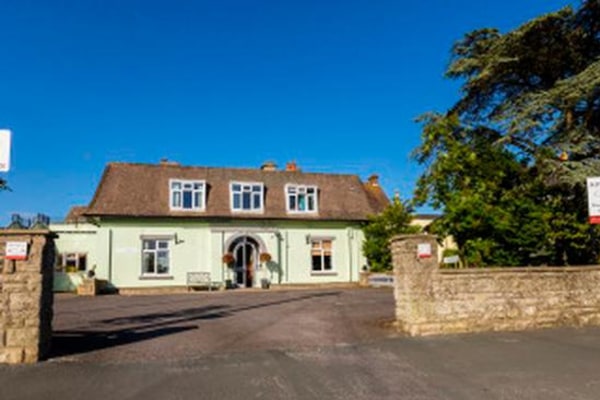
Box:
(0, 230, 55, 364)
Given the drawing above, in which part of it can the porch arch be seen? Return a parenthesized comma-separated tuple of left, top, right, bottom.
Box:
(223, 232, 268, 254)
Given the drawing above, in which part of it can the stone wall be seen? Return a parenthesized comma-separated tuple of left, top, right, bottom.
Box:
(391, 234, 600, 336)
(0, 230, 55, 363)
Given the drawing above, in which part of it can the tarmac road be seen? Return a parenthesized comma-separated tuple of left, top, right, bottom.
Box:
(1, 288, 599, 399)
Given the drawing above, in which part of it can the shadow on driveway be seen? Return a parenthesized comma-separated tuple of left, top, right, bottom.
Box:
(50, 291, 339, 359)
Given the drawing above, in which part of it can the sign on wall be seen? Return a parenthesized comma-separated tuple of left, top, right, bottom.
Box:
(417, 243, 432, 258)
(6, 241, 28, 260)
(0, 129, 11, 172)
(587, 177, 600, 224)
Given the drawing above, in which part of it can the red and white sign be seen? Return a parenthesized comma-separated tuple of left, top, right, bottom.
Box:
(5, 241, 28, 260)
(417, 243, 432, 258)
(587, 177, 600, 224)
(0, 129, 11, 172)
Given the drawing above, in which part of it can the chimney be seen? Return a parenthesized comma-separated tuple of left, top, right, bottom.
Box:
(261, 161, 277, 171)
(285, 161, 299, 172)
(367, 174, 379, 187)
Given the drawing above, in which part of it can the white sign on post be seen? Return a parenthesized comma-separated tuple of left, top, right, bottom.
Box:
(587, 177, 600, 224)
(6, 241, 28, 260)
(0, 129, 11, 172)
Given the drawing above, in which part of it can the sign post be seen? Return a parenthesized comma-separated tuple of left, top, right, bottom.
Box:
(587, 177, 600, 224)
(0, 129, 11, 172)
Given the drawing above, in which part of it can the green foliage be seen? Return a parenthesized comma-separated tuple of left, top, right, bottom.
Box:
(414, 0, 600, 266)
(362, 198, 421, 272)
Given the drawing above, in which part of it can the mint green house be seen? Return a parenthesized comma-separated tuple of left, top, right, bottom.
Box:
(51, 161, 389, 292)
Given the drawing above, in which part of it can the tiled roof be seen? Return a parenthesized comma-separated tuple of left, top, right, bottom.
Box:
(64, 206, 89, 223)
(85, 162, 389, 221)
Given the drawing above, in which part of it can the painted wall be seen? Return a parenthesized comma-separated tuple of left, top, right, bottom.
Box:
(50, 222, 99, 292)
(52, 218, 367, 289)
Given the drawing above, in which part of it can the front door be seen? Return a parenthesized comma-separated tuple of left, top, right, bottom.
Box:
(232, 238, 258, 288)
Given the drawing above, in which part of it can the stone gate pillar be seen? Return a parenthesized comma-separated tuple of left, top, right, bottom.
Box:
(0, 230, 55, 364)
(390, 234, 439, 336)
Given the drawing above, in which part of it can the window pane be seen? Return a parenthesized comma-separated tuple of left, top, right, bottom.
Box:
(242, 192, 251, 209)
(312, 255, 322, 271)
(323, 240, 332, 250)
(253, 193, 261, 209)
(78, 254, 87, 271)
(183, 191, 193, 209)
(308, 195, 315, 211)
(233, 193, 241, 209)
(323, 255, 332, 270)
(298, 194, 306, 211)
(232, 184, 241, 192)
(289, 195, 296, 210)
(288, 187, 296, 194)
(307, 187, 315, 194)
(194, 182, 203, 190)
(143, 252, 155, 274)
(171, 182, 181, 190)
(143, 240, 156, 250)
(172, 191, 181, 208)
(157, 251, 169, 274)
(194, 191, 203, 208)
(158, 241, 169, 249)
(252, 185, 261, 192)
(243, 185, 251, 191)
(66, 255, 77, 268)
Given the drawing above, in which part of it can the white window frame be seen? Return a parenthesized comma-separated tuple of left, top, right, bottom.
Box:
(141, 239, 171, 277)
(169, 179, 206, 211)
(286, 184, 318, 213)
(57, 252, 88, 273)
(310, 239, 334, 273)
(230, 181, 265, 213)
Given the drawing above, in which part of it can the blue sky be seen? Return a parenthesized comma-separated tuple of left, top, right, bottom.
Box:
(0, 0, 573, 224)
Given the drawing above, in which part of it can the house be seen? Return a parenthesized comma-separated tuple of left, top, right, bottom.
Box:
(50, 160, 390, 292)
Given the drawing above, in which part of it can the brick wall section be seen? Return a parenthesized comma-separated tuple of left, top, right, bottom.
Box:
(391, 234, 600, 336)
(0, 230, 55, 363)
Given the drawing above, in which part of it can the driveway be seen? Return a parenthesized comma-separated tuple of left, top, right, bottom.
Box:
(1, 288, 600, 400)
(50, 287, 396, 362)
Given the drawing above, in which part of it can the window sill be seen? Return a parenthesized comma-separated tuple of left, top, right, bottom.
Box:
(139, 275, 174, 280)
(310, 271, 338, 277)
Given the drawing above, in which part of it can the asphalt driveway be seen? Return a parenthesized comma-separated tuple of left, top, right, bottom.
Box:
(50, 287, 396, 362)
(1, 288, 600, 400)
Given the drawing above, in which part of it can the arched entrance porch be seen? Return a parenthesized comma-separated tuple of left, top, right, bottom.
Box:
(227, 235, 266, 288)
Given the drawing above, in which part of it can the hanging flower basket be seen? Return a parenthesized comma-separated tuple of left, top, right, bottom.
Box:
(222, 253, 235, 266)
(259, 252, 272, 263)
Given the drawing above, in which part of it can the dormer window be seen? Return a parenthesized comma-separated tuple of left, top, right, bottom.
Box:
(286, 184, 318, 213)
(170, 180, 206, 211)
(231, 182, 264, 212)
